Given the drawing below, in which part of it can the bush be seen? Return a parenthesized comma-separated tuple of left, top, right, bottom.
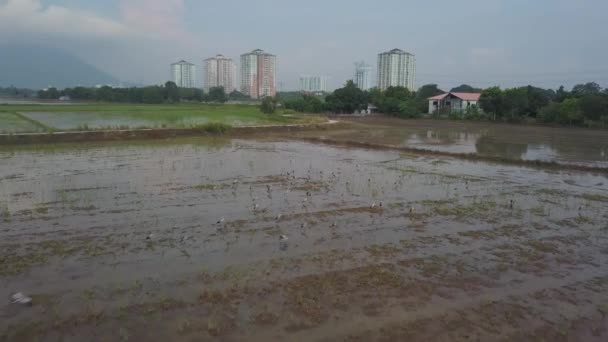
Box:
(396, 101, 420, 119)
(463, 106, 486, 120)
(538, 99, 583, 125)
(260, 97, 278, 114)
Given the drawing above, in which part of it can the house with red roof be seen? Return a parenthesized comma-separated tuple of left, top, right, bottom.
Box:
(428, 92, 481, 114)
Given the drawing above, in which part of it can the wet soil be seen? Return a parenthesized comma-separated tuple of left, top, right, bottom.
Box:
(1, 137, 607, 341)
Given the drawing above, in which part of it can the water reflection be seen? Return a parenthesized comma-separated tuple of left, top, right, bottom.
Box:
(475, 136, 528, 159)
(398, 126, 608, 167)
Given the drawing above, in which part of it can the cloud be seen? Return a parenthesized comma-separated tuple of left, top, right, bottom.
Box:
(0, 0, 128, 40)
(120, 0, 193, 42)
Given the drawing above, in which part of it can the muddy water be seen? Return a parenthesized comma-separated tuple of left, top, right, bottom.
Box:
(1, 137, 608, 341)
(300, 118, 608, 168)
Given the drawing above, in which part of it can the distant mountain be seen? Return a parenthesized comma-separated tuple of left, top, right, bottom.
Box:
(0, 45, 120, 89)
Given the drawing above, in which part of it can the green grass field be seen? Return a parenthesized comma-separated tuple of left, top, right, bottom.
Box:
(0, 111, 46, 133)
(0, 104, 325, 133)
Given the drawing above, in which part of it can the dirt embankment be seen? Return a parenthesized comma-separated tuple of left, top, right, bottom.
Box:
(0, 124, 337, 145)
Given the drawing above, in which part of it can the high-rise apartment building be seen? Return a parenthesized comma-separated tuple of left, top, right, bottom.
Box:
(240, 49, 276, 99)
(354, 61, 372, 91)
(203, 55, 236, 93)
(377, 49, 416, 90)
(299, 75, 328, 92)
(171, 60, 196, 88)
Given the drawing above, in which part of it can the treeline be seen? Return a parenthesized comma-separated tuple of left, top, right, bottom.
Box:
(37, 82, 251, 104)
(479, 82, 608, 126)
(278, 81, 608, 127)
(279, 81, 445, 118)
(0, 86, 38, 98)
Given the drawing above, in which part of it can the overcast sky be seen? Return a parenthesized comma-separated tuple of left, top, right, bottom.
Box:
(1, 0, 608, 90)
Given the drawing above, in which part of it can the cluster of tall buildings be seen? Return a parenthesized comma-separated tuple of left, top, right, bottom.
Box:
(354, 49, 416, 91)
(171, 49, 276, 99)
(171, 47, 416, 96)
(299, 75, 328, 92)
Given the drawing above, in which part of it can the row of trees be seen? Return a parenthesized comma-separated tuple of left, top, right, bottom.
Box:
(268, 81, 608, 126)
(31, 79, 608, 127)
(0, 86, 38, 98)
(277, 81, 445, 118)
(37, 82, 251, 104)
(479, 82, 608, 125)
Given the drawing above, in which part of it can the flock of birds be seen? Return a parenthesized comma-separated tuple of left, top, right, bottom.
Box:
(142, 158, 525, 249)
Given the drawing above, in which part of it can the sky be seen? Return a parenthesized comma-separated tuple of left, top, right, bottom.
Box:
(1, 0, 608, 91)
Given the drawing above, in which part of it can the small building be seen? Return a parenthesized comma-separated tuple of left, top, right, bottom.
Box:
(428, 92, 481, 114)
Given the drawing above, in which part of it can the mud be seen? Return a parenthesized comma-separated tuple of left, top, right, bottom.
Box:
(1, 137, 607, 341)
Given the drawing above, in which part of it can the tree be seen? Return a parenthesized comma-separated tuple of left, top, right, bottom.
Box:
(38, 87, 60, 99)
(503, 87, 528, 120)
(260, 96, 278, 114)
(208, 87, 227, 103)
(96, 86, 114, 102)
(228, 90, 249, 101)
(450, 84, 481, 93)
(572, 82, 601, 97)
(164, 81, 180, 103)
(416, 84, 444, 99)
(479, 87, 504, 120)
(284, 94, 325, 113)
(415, 84, 444, 113)
(579, 94, 608, 121)
(526, 86, 552, 117)
(384, 86, 412, 101)
(325, 80, 367, 113)
(142, 86, 164, 104)
(538, 98, 582, 125)
(555, 85, 570, 103)
(397, 100, 420, 118)
(367, 87, 385, 106)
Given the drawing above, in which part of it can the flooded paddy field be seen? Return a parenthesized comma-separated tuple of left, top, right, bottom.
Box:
(304, 117, 608, 168)
(1, 136, 608, 341)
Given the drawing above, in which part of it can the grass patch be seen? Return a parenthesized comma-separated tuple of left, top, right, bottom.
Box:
(0, 111, 46, 133)
(1, 104, 327, 132)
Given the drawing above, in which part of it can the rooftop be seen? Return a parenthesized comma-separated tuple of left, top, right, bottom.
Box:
(242, 49, 276, 57)
(380, 48, 414, 56)
(171, 60, 195, 66)
(428, 92, 481, 101)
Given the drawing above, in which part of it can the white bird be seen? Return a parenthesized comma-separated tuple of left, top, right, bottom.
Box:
(253, 204, 259, 210)
(11, 292, 32, 305)
(370, 202, 377, 209)
(276, 214, 282, 220)
(409, 207, 415, 214)
(279, 235, 289, 241)
(217, 217, 225, 224)
(331, 222, 337, 227)
(146, 233, 154, 240)
(233, 179, 239, 184)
